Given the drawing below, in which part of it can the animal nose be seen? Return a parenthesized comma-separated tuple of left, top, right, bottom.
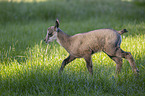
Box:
(44, 38, 48, 43)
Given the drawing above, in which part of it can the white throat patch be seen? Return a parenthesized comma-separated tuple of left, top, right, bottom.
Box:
(57, 38, 62, 46)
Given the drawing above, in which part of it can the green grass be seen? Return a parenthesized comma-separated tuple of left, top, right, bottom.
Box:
(0, 0, 145, 95)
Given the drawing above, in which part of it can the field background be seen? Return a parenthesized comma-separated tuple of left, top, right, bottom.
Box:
(0, 0, 145, 95)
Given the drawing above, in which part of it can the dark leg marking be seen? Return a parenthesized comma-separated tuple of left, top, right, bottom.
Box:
(59, 55, 76, 74)
(84, 55, 93, 75)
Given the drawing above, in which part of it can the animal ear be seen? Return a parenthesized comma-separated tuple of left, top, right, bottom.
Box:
(55, 18, 59, 28)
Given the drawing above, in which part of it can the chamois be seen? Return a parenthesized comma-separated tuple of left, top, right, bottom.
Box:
(44, 19, 139, 75)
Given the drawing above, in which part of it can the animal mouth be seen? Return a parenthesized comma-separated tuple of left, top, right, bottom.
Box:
(44, 39, 49, 44)
(46, 40, 51, 44)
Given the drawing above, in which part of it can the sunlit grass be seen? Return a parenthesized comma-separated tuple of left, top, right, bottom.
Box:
(122, 0, 133, 2)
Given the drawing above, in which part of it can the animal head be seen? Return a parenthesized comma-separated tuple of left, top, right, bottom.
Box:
(44, 19, 60, 43)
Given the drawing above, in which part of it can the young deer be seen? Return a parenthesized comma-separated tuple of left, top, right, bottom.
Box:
(44, 19, 139, 75)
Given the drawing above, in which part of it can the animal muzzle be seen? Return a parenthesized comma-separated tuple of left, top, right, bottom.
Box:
(44, 38, 47, 43)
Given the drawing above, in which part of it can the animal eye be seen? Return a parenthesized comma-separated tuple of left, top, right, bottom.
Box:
(48, 33, 53, 37)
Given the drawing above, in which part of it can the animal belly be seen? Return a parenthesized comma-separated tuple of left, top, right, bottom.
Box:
(69, 46, 101, 58)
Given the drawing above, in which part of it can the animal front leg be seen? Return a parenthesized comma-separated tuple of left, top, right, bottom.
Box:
(84, 55, 93, 75)
(59, 55, 76, 74)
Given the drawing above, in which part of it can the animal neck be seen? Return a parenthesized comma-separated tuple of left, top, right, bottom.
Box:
(57, 28, 70, 49)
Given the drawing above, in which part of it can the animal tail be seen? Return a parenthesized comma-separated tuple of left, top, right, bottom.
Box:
(117, 29, 128, 35)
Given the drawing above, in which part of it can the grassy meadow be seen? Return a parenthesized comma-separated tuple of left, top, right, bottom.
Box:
(0, 0, 145, 95)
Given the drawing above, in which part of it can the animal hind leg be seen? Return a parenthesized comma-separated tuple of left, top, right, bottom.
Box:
(115, 48, 139, 75)
(103, 50, 123, 74)
(109, 56, 123, 74)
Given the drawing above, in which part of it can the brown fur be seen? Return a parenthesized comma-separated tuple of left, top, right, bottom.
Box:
(44, 19, 139, 76)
